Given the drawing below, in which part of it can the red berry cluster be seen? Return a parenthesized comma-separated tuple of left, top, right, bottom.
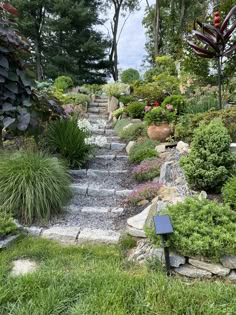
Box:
(214, 11, 221, 28)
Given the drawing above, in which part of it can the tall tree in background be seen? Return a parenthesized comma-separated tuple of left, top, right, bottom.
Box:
(11, 0, 110, 84)
(143, 0, 208, 64)
(104, 0, 140, 81)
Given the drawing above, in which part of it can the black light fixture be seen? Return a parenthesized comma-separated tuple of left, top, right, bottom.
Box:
(153, 215, 174, 276)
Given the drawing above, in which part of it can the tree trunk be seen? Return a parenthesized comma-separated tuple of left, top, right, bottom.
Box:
(110, 1, 122, 81)
(0, 127, 3, 149)
(35, 37, 43, 81)
(154, 0, 160, 57)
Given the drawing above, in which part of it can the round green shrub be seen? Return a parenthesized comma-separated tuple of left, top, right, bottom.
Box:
(129, 139, 158, 164)
(162, 95, 186, 114)
(148, 197, 236, 260)
(121, 68, 140, 84)
(127, 102, 146, 119)
(0, 151, 72, 224)
(119, 123, 147, 141)
(46, 119, 92, 168)
(118, 95, 136, 106)
(222, 176, 236, 209)
(54, 76, 74, 92)
(180, 119, 236, 192)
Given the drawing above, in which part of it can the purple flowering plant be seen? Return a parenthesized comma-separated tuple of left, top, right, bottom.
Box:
(132, 158, 161, 182)
(125, 182, 162, 207)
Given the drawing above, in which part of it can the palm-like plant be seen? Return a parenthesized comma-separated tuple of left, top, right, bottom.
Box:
(187, 5, 236, 109)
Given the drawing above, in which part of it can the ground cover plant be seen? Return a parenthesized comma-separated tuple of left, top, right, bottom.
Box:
(1, 237, 236, 314)
(180, 119, 235, 192)
(125, 182, 162, 206)
(148, 197, 236, 261)
(222, 176, 236, 210)
(129, 139, 159, 164)
(46, 119, 93, 168)
(119, 123, 147, 142)
(132, 158, 161, 182)
(0, 151, 71, 224)
(0, 212, 17, 239)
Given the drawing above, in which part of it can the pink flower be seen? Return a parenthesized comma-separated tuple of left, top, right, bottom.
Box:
(166, 104, 174, 111)
(145, 106, 152, 112)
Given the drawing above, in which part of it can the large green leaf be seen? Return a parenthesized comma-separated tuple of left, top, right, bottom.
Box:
(0, 55, 9, 69)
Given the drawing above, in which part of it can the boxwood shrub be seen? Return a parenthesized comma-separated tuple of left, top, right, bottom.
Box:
(148, 197, 236, 261)
(127, 102, 146, 119)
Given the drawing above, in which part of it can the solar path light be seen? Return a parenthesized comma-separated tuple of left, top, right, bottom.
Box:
(153, 215, 174, 276)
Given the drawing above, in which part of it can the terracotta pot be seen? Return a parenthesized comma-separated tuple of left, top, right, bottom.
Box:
(147, 123, 172, 142)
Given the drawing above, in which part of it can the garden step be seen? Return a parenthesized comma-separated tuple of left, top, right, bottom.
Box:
(94, 98, 108, 103)
(80, 206, 124, 214)
(71, 183, 132, 197)
(69, 169, 128, 177)
(89, 102, 107, 108)
(77, 228, 121, 244)
(93, 129, 116, 136)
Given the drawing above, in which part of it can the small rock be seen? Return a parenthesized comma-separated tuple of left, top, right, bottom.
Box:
(227, 271, 236, 281)
(156, 200, 167, 213)
(151, 248, 186, 267)
(156, 144, 166, 154)
(158, 186, 181, 204)
(127, 226, 146, 238)
(126, 141, 136, 154)
(25, 226, 43, 236)
(159, 161, 173, 184)
(0, 234, 20, 249)
(198, 191, 207, 200)
(137, 200, 149, 206)
(175, 264, 212, 278)
(77, 228, 120, 244)
(189, 259, 230, 276)
(123, 123, 133, 130)
(127, 205, 152, 231)
(176, 141, 190, 154)
(230, 143, 236, 154)
(221, 255, 236, 269)
(11, 259, 38, 277)
(159, 152, 171, 160)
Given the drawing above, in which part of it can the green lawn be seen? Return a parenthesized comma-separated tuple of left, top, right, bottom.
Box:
(0, 237, 236, 315)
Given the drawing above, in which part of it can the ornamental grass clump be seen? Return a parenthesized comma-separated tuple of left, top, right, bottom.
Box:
(125, 182, 162, 206)
(148, 197, 236, 261)
(132, 158, 161, 182)
(46, 119, 93, 168)
(180, 119, 236, 192)
(0, 151, 72, 224)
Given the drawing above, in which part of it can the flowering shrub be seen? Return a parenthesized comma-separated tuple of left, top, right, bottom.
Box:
(125, 182, 162, 206)
(162, 95, 186, 115)
(102, 83, 129, 98)
(132, 158, 161, 182)
(85, 135, 107, 147)
(144, 106, 176, 126)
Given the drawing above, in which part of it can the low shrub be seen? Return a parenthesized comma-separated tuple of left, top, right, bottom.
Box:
(148, 197, 236, 260)
(127, 102, 146, 119)
(162, 95, 187, 115)
(118, 95, 136, 106)
(180, 119, 235, 192)
(222, 176, 236, 209)
(0, 151, 72, 224)
(132, 158, 161, 182)
(82, 84, 102, 94)
(144, 106, 176, 126)
(46, 119, 93, 168)
(174, 106, 236, 142)
(0, 212, 18, 239)
(112, 107, 128, 119)
(121, 68, 140, 84)
(119, 123, 147, 142)
(102, 83, 129, 98)
(134, 82, 165, 103)
(125, 182, 162, 206)
(129, 139, 159, 164)
(54, 76, 73, 92)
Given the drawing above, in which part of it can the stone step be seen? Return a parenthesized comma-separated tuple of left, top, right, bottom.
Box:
(94, 98, 108, 103)
(89, 102, 107, 108)
(77, 228, 121, 244)
(41, 226, 121, 245)
(93, 129, 116, 136)
(71, 184, 132, 197)
(80, 206, 124, 214)
(69, 169, 128, 177)
(95, 154, 128, 161)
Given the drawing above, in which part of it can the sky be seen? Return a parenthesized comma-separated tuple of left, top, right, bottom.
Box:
(98, 0, 155, 73)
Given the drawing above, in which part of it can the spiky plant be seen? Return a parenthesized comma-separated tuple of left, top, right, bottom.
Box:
(0, 151, 72, 224)
(188, 5, 236, 109)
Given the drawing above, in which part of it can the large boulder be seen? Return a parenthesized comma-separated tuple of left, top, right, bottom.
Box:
(108, 96, 119, 113)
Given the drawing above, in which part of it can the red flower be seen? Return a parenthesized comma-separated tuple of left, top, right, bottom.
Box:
(153, 101, 160, 107)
